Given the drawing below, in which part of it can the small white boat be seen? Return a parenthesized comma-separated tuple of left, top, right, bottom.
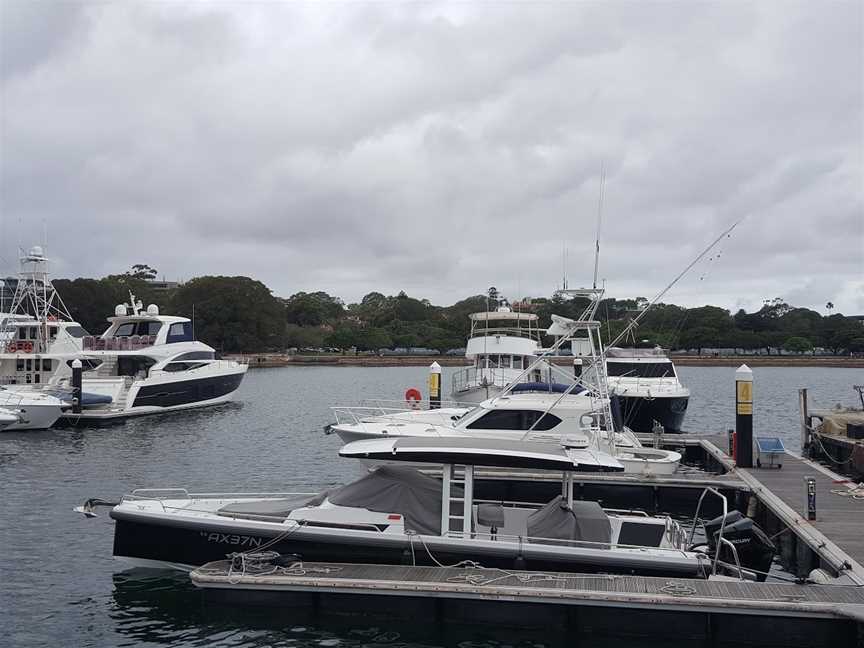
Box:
(0, 387, 63, 430)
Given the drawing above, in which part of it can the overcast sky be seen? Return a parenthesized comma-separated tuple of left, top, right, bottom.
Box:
(1, 1, 861, 313)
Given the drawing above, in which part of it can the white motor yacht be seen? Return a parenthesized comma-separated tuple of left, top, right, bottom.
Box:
(1, 247, 247, 423)
(450, 298, 556, 403)
(53, 294, 248, 422)
(605, 347, 690, 433)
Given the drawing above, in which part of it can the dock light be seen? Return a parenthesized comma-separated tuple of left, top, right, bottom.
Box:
(805, 477, 817, 521)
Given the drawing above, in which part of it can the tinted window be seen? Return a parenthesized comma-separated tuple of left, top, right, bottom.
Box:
(137, 321, 161, 336)
(42, 359, 52, 372)
(163, 361, 206, 372)
(114, 323, 135, 337)
(167, 321, 193, 343)
(65, 326, 88, 338)
(173, 351, 214, 361)
(466, 409, 562, 431)
(607, 362, 674, 378)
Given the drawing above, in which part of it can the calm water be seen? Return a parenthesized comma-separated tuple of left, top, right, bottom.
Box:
(1, 365, 862, 648)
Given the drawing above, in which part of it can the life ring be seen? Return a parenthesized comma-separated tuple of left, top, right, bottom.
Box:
(6, 342, 17, 353)
(20, 341, 34, 353)
(405, 387, 422, 409)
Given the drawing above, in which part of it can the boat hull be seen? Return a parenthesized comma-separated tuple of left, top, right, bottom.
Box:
(1, 403, 62, 430)
(109, 511, 704, 579)
(615, 395, 688, 434)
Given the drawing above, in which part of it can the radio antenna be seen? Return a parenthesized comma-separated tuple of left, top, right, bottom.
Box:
(592, 162, 606, 290)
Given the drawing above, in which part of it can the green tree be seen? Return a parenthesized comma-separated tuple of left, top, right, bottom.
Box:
(783, 336, 813, 354)
(171, 276, 284, 352)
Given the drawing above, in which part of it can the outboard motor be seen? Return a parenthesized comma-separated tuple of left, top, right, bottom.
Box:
(703, 511, 775, 582)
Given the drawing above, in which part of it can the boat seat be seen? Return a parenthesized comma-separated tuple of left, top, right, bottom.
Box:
(217, 493, 324, 522)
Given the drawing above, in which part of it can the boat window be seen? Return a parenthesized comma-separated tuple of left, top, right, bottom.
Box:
(17, 327, 26, 340)
(606, 362, 674, 378)
(167, 322, 193, 343)
(41, 359, 52, 372)
(117, 356, 156, 377)
(49, 326, 58, 339)
(466, 409, 562, 431)
(65, 325, 88, 338)
(113, 323, 136, 337)
(29, 327, 37, 340)
(25, 359, 32, 371)
(173, 351, 215, 361)
(136, 321, 161, 336)
(16, 359, 24, 372)
(163, 361, 206, 372)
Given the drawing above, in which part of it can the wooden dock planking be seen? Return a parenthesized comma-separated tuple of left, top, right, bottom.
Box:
(738, 454, 864, 573)
(192, 560, 864, 620)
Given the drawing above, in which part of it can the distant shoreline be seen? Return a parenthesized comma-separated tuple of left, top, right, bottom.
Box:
(227, 353, 864, 369)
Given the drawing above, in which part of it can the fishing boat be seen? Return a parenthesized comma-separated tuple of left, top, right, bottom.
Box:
(331, 290, 682, 476)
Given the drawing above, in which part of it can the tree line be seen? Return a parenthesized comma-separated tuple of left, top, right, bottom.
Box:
(49, 268, 864, 355)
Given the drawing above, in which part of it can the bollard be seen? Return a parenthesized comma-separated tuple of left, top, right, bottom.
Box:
(573, 358, 583, 379)
(71, 358, 83, 414)
(735, 364, 754, 468)
(428, 361, 441, 410)
(805, 476, 816, 520)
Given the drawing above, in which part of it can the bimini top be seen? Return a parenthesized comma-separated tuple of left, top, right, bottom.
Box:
(339, 437, 624, 473)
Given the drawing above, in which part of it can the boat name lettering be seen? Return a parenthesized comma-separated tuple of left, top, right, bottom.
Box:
(199, 531, 263, 547)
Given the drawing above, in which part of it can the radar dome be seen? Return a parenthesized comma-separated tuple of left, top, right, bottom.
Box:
(146, 304, 159, 316)
(29, 246, 44, 257)
(115, 304, 126, 316)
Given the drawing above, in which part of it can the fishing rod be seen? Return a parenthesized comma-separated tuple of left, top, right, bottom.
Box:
(605, 216, 745, 350)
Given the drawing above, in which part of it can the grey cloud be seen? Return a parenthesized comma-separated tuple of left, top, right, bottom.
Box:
(0, 1, 861, 315)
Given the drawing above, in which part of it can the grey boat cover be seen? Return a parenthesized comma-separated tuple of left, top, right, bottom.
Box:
(219, 493, 326, 521)
(328, 466, 461, 535)
(527, 495, 611, 545)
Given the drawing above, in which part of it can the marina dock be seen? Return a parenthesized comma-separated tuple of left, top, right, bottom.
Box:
(191, 435, 864, 645)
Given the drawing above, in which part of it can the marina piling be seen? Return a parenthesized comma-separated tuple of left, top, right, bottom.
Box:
(735, 364, 754, 467)
(71, 358, 82, 414)
(428, 361, 441, 409)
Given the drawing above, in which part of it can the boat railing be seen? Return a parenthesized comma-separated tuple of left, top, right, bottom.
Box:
(451, 366, 513, 393)
(468, 326, 542, 340)
(83, 335, 156, 351)
(126, 488, 317, 500)
(687, 487, 731, 576)
(330, 405, 465, 431)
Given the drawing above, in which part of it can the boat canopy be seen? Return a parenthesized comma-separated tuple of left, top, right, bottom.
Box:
(339, 437, 624, 472)
(329, 466, 456, 535)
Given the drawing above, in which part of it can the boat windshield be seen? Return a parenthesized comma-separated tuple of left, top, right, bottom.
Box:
(607, 362, 674, 378)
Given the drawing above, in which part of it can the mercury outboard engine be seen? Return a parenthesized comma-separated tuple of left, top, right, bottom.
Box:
(703, 511, 775, 581)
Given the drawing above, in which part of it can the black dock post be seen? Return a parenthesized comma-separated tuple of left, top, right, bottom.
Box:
(735, 364, 753, 467)
(71, 358, 83, 414)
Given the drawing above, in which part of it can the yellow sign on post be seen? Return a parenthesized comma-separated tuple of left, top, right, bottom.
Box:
(737, 380, 753, 403)
(737, 402, 753, 415)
